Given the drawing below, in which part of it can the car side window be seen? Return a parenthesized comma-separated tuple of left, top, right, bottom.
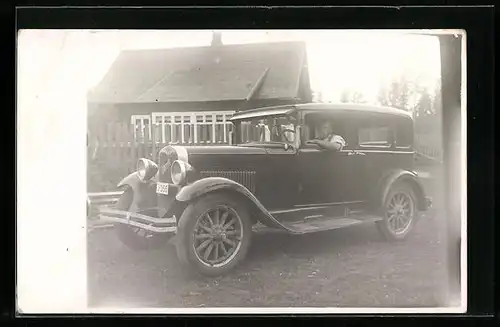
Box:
(357, 123, 393, 148)
(300, 114, 352, 151)
(395, 120, 413, 148)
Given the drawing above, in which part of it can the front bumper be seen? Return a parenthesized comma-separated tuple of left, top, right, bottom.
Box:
(99, 208, 177, 233)
(97, 181, 182, 233)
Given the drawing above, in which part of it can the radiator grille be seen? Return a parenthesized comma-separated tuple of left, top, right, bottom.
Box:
(199, 171, 256, 193)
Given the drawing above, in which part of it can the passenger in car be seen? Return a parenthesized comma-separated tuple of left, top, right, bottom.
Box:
(306, 121, 346, 151)
(257, 119, 271, 142)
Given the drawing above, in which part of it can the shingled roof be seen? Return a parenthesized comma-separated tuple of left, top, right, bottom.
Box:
(87, 41, 309, 104)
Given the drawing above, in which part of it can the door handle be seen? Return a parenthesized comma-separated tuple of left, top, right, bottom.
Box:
(348, 151, 366, 156)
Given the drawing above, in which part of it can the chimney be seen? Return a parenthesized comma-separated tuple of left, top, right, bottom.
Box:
(211, 31, 223, 46)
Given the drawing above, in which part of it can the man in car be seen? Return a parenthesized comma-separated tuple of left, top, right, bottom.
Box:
(306, 120, 346, 151)
(257, 119, 271, 142)
(280, 116, 296, 143)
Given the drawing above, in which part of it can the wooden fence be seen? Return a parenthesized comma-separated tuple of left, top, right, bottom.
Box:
(415, 133, 443, 163)
(89, 122, 155, 180)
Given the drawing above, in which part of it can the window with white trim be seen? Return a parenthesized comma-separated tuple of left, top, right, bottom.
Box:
(151, 111, 234, 145)
(131, 115, 152, 142)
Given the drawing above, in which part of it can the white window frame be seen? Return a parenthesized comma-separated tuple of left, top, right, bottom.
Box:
(130, 115, 152, 141)
(151, 111, 234, 145)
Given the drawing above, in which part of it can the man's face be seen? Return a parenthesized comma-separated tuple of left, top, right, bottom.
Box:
(320, 122, 332, 138)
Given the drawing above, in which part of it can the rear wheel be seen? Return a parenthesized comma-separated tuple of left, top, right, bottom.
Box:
(115, 187, 169, 251)
(376, 182, 418, 241)
(176, 193, 252, 277)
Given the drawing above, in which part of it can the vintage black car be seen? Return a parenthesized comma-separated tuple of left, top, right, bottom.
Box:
(99, 103, 432, 276)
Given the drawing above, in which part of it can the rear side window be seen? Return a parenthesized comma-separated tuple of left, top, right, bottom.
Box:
(358, 125, 392, 147)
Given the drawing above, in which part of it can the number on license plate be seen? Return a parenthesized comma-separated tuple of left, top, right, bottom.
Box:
(156, 183, 169, 195)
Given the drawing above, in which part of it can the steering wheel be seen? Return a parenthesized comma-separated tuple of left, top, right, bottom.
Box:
(281, 128, 296, 143)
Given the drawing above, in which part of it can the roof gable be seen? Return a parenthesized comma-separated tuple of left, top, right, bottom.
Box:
(88, 41, 308, 104)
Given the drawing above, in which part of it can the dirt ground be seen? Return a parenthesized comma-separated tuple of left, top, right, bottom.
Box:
(87, 166, 451, 308)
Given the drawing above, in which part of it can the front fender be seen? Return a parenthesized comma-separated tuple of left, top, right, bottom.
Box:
(117, 172, 142, 192)
(117, 172, 156, 210)
(176, 177, 246, 202)
(176, 177, 296, 233)
(377, 169, 428, 211)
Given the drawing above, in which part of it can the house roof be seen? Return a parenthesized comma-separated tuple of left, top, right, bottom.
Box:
(87, 41, 309, 104)
(230, 103, 413, 121)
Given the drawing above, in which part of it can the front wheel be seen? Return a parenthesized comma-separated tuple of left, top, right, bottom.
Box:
(175, 193, 252, 277)
(376, 182, 418, 241)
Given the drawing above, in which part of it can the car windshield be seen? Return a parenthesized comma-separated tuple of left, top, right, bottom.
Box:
(235, 114, 297, 145)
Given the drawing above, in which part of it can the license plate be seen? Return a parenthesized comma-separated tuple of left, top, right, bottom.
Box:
(156, 182, 170, 195)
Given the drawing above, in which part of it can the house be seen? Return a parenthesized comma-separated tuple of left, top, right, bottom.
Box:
(87, 33, 312, 144)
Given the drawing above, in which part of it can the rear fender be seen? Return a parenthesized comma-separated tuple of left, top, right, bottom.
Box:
(377, 169, 428, 211)
(117, 172, 156, 211)
(176, 177, 293, 232)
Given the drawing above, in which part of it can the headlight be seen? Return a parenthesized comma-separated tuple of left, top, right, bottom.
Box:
(137, 158, 158, 182)
(171, 160, 188, 185)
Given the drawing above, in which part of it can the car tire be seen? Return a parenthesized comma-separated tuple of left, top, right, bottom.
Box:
(376, 181, 418, 241)
(175, 192, 252, 277)
(115, 187, 169, 251)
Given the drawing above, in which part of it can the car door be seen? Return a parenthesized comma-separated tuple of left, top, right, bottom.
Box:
(264, 145, 299, 212)
(253, 116, 301, 213)
(344, 114, 396, 213)
(295, 148, 347, 206)
(295, 146, 349, 218)
(340, 148, 370, 213)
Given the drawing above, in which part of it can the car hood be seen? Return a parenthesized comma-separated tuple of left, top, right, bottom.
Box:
(178, 145, 269, 174)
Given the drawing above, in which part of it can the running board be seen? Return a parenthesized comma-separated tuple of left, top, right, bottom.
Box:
(253, 215, 383, 235)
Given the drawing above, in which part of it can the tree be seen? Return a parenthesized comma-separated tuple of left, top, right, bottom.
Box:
(312, 90, 324, 103)
(413, 79, 442, 118)
(340, 88, 367, 104)
(414, 87, 433, 117)
(376, 75, 414, 111)
(432, 80, 442, 117)
(351, 91, 366, 104)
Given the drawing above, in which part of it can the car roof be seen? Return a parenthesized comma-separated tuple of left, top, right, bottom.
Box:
(229, 102, 413, 121)
(229, 107, 295, 121)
